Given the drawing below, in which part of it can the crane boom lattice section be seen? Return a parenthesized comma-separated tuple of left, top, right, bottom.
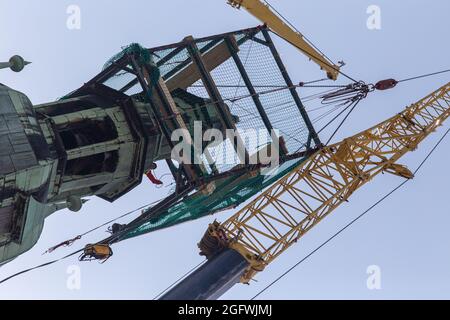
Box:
(217, 82, 450, 280)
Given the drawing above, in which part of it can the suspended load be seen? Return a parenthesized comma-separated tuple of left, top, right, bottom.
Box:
(0, 26, 320, 265)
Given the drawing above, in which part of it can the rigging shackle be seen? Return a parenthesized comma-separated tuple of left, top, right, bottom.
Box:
(320, 81, 374, 105)
(375, 79, 398, 91)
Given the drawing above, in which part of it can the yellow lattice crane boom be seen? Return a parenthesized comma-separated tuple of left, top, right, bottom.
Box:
(227, 0, 341, 80)
(199, 82, 450, 283)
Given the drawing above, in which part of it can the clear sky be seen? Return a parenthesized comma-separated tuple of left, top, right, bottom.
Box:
(0, 0, 449, 300)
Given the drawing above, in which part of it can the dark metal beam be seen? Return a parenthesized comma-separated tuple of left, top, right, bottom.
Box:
(119, 38, 222, 94)
(146, 26, 264, 53)
(120, 46, 188, 93)
(247, 34, 269, 47)
(89, 55, 130, 85)
(261, 28, 322, 148)
(129, 55, 192, 182)
(162, 38, 221, 82)
(185, 38, 234, 130)
(185, 36, 250, 164)
(153, 80, 203, 181)
(154, 45, 186, 68)
(129, 56, 173, 147)
(224, 35, 288, 156)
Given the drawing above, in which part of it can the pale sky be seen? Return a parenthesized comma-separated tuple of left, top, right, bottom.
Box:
(0, 0, 449, 300)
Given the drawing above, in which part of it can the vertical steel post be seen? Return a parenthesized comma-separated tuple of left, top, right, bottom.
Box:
(224, 35, 288, 156)
(261, 28, 322, 148)
(184, 36, 250, 164)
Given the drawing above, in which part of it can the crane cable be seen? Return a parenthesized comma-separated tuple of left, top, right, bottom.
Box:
(153, 124, 450, 300)
(152, 259, 207, 300)
(172, 68, 450, 124)
(300, 68, 450, 145)
(261, 0, 358, 83)
(0, 249, 83, 285)
(42, 198, 164, 255)
(398, 69, 450, 83)
(40, 68, 450, 254)
(250, 126, 450, 300)
(1, 71, 448, 286)
(324, 99, 361, 145)
(262, 0, 334, 65)
(0, 198, 165, 284)
(3, 122, 446, 288)
(265, 0, 450, 85)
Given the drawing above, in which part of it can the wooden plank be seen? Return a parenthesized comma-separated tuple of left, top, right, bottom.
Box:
(166, 37, 239, 91)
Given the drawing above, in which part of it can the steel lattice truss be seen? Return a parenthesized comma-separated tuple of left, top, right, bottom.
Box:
(215, 82, 450, 282)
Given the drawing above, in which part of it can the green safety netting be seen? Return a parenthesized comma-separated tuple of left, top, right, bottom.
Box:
(121, 156, 306, 240)
(70, 27, 318, 242)
(103, 43, 152, 69)
(105, 43, 160, 98)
